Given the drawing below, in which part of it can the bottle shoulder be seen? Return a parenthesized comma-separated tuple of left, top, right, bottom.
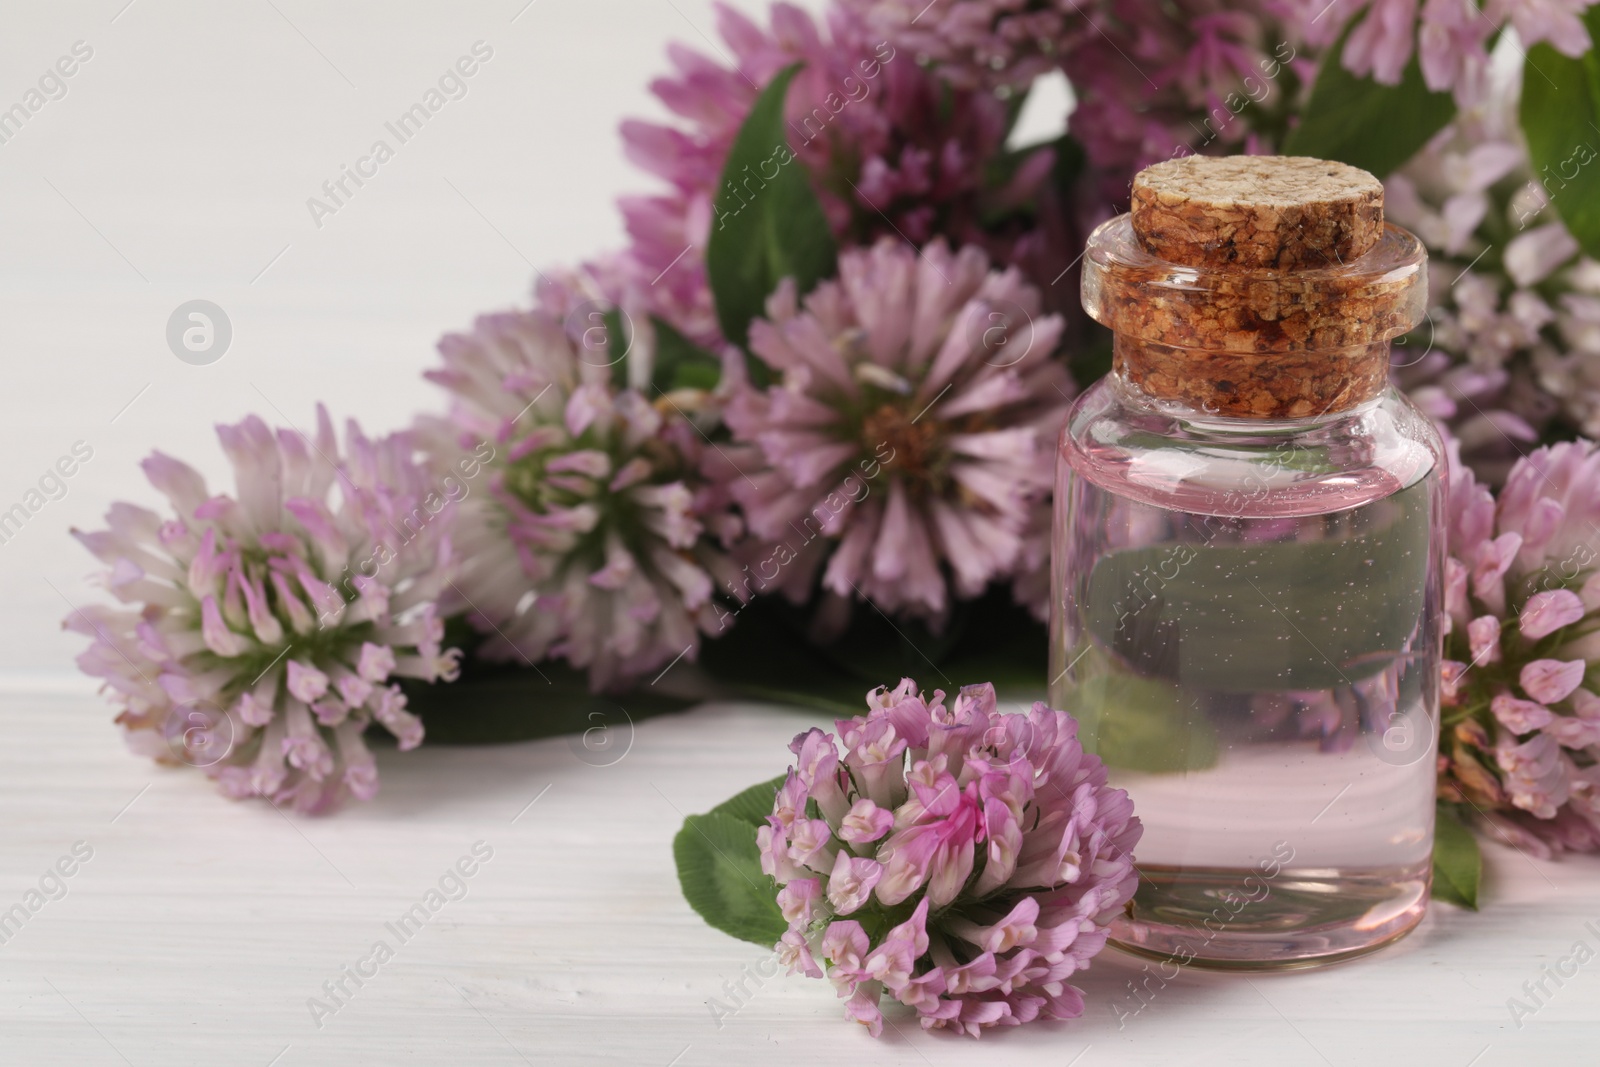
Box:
(1059, 380, 1442, 518)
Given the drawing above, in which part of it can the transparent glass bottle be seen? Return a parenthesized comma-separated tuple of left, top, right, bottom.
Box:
(1049, 166, 1444, 969)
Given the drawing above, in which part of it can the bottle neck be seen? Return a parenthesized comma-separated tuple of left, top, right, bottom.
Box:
(1108, 332, 1392, 423)
(1106, 358, 1388, 433)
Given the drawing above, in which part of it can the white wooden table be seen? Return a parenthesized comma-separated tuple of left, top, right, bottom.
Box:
(2, 687, 1596, 1065)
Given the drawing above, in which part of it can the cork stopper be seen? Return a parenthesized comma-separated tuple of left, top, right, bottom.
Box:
(1131, 156, 1384, 270)
(1082, 155, 1427, 419)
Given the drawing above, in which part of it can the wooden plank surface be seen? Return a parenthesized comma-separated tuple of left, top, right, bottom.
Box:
(1, 689, 1595, 1065)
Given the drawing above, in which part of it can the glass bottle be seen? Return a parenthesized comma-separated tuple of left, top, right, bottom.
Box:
(1049, 157, 1443, 969)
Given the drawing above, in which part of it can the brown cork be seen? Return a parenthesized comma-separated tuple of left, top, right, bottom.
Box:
(1083, 155, 1426, 419)
(1131, 156, 1384, 270)
(1113, 336, 1393, 419)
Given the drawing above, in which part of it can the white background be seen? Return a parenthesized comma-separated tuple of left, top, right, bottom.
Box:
(0, 3, 1595, 1064)
(0, 0, 816, 681)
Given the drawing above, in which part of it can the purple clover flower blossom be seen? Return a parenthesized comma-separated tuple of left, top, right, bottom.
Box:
(419, 299, 743, 691)
(848, 0, 1589, 220)
(1295, 0, 1594, 105)
(841, 0, 1083, 91)
(762, 679, 1142, 1036)
(851, 0, 1304, 184)
(719, 237, 1072, 621)
(611, 1, 1081, 344)
(68, 408, 461, 813)
(1384, 67, 1600, 481)
(1439, 431, 1600, 854)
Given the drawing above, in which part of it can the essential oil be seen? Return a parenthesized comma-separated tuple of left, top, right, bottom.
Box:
(1050, 156, 1443, 968)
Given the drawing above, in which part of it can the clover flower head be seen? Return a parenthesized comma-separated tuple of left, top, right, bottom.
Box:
(420, 303, 738, 690)
(1438, 432, 1600, 854)
(68, 407, 460, 813)
(1384, 90, 1590, 480)
(724, 237, 1071, 621)
(615, 1, 1080, 344)
(761, 678, 1141, 1036)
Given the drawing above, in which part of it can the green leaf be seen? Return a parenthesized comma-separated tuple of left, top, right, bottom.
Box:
(814, 610, 966, 686)
(402, 657, 692, 745)
(697, 585, 1050, 713)
(1071, 325, 1113, 392)
(673, 810, 787, 946)
(1062, 672, 1219, 773)
(650, 316, 723, 393)
(711, 774, 787, 826)
(1282, 16, 1455, 177)
(1081, 475, 1433, 692)
(1432, 803, 1481, 910)
(1052, 131, 1087, 191)
(979, 143, 1054, 228)
(696, 596, 890, 714)
(1520, 11, 1600, 258)
(706, 63, 838, 350)
(999, 79, 1034, 142)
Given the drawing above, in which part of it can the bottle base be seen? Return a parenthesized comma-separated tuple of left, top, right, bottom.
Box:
(1108, 863, 1431, 971)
